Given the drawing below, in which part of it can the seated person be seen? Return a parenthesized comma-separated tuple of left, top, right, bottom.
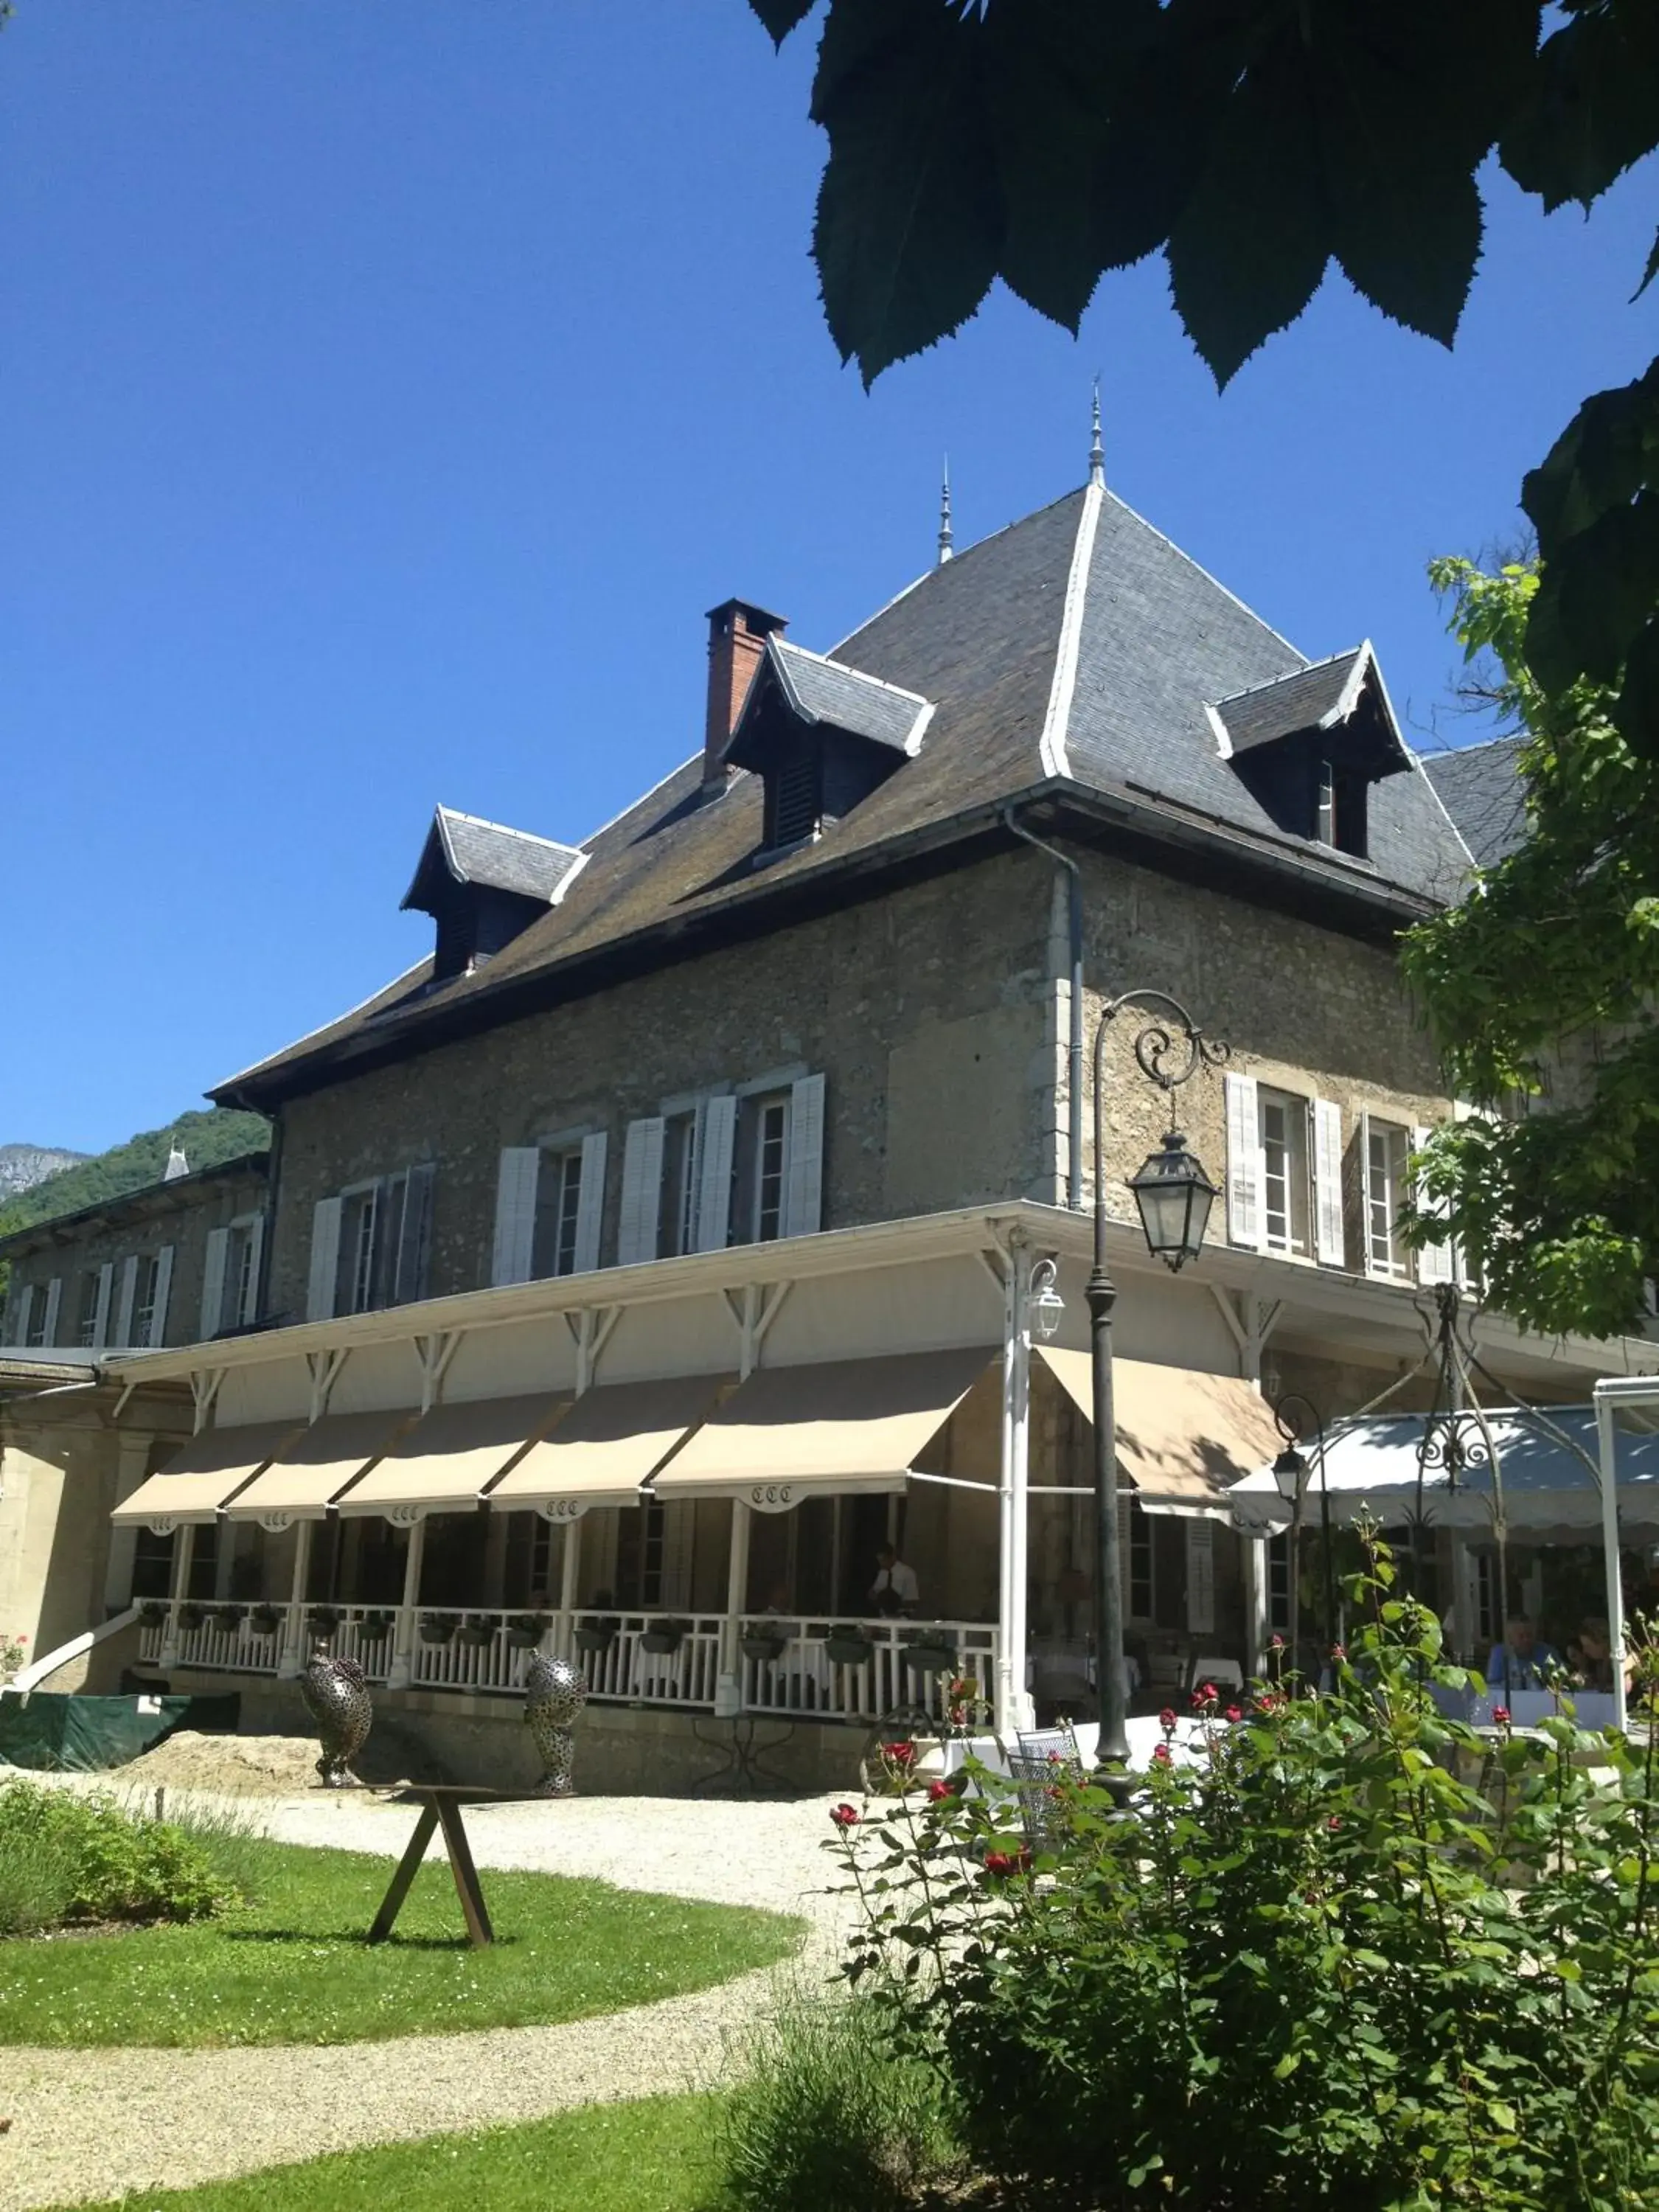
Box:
(1483, 1614, 1562, 1696)
(867, 1545, 919, 1617)
(1573, 1619, 1618, 1694)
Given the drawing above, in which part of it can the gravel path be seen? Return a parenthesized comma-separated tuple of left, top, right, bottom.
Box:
(0, 1789, 852, 2212)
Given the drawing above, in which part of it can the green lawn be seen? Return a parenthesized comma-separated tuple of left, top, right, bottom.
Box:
(0, 1835, 801, 2048)
(64, 2093, 725, 2211)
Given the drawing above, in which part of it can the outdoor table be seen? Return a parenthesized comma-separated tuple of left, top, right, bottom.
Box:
(366, 1784, 540, 1949)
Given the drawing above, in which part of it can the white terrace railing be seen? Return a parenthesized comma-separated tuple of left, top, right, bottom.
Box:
(134, 1603, 1001, 1725)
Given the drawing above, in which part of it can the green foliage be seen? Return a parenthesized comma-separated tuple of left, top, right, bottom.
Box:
(1400, 556, 1659, 1335)
(0, 1782, 232, 1935)
(832, 1537, 1659, 2210)
(711, 1986, 960, 2212)
(72, 2094, 723, 2212)
(0, 1107, 269, 1242)
(0, 1830, 803, 2046)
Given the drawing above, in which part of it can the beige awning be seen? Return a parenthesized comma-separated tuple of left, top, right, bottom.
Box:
(335, 1393, 571, 1518)
(1037, 1346, 1281, 1515)
(221, 1411, 419, 1523)
(487, 1374, 734, 1513)
(653, 1346, 998, 1509)
(111, 1422, 308, 1529)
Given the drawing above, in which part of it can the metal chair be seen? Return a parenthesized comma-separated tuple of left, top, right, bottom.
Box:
(1009, 1722, 1083, 1849)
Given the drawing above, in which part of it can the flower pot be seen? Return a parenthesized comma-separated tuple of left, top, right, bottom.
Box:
(418, 1618, 453, 1646)
(138, 1603, 168, 1627)
(248, 1610, 283, 1638)
(827, 1634, 874, 1668)
(903, 1642, 959, 1677)
(177, 1607, 205, 1634)
(640, 1623, 686, 1655)
(574, 1622, 616, 1654)
(306, 1610, 341, 1637)
(357, 1615, 392, 1642)
(741, 1632, 787, 1664)
(504, 1616, 547, 1649)
(455, 1618, 495, 1648)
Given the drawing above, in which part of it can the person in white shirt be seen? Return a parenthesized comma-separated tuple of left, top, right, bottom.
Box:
(868, 1545, 919, 1615)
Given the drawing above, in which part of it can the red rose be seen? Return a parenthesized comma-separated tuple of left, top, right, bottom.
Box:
(1327, 1815, 1343, 1832)
(1492, 1705, 1511, 1728)
(1270, 1633, 1285, 1650)
(984, 1846, 1032, 1877)
(1158, 1705, 1178, 1733)
(927, 1778, 954, 1803)
(1152, 1743, 1172, 1766)
(885, 1739, 917, 1767)
(1191, 1680, 1218, 1709)
(1225, 1705, 1243, 1723)
(1329, 1644, 1346, 1662)
(830, 1803, 860, 1829)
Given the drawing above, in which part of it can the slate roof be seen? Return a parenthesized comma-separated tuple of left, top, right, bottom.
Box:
(403, 807, 585, 909)
(759, 637, 931, 754)
(1421, 737, 1529, 868)
(215, 484, 1475, 1106)
(1213, 649, 1369, 754)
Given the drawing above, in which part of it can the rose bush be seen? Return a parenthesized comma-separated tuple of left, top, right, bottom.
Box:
(826, 1535, 1659, 2210)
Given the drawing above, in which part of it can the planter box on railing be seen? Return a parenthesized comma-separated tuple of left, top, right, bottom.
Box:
(418, 1615, 453, 1645)
(902, 1639, 959, 1677)
(454, 1618, 495, 1648)
(825, 1630, 874, 1668)
(504, 1614, 550, 1649)
(639, 1620, 689, 1655)
(247, 1609, 283, 1638)
(740, 1630, 787, 1664)
(573, 1621, 617, 1653)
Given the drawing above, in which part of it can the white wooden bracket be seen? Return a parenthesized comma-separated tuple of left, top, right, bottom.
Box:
(190, 1368, 226, 1436)
(563, 1306, 620, 1395)
(307, 1347, 348, 1423)
(411, 1330, 462, 1413)
(1209, 1287, 1282, 1387)
(722, 1281, 792, 1378)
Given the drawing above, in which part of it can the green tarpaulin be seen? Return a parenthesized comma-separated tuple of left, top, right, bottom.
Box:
(0, 1691, 240, 1773)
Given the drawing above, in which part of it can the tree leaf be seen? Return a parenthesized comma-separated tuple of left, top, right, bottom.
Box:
(1500, 0, 1659, 212)
(748, 0, 817, 44)
(1635, 226, 1659, 302)
(811, 0, 1004, 383)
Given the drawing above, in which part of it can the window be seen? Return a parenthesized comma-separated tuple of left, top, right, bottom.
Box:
(639, 1501, 667, 1607)
(75, 1270, 103, 1347)
(23, 1287, 46, 1349)
(226, 1220, 260, 1329)
(659, 1112, 700, 1258)
(762, 737, 823, 852)
(1128, 1500, 1154, 1620)
(323, 1170, 434, 1319)
(532, 1149, 585, 1279)
(131, 1254, 162, 1344)
(1258, 1089, 1311, 1256)
(1267, 1531, 1293, 1634)
(338, 1187, 380, 1316)
(752, 1096, 789, 1243)
(1365, 1119, 1413, 1278)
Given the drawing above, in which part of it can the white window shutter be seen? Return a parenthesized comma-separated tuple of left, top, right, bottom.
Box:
(1312, 1099, 1346, 1267)
(200, 1228, 230, 1340)
(571, 1132, 608, 1274)
(307, 1197, 344, 1321)
(1413, 1124, 1456, 1285)
(693, 1094, 737, 1253)
(114, 1256, 139, 1346)
(490, 1148, 540, 1287)
(783, 1071, 827, 1238)
(616, 1116, 666, 1267)
(41, 1276, 63, 1348)
(149, 1246, 174, 1347)
(394, 1162, 437, 1304)
(1223, 1073, 1265, 1251)
(1185, 1519, 1216, 1635)
(91, 1262, 114, 1349)
(241, 1214, 265, 1326)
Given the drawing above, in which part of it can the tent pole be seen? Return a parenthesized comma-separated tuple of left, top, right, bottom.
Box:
(1597, 1390, 1627, 1732)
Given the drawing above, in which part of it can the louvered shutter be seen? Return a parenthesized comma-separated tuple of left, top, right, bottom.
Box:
(91, 1261, 114, 1349)
(41, 1277, 63, 1348)
(616, 1117, 666, 1267)
(200, 1228, 230, 1340)
(1413, 1124, 1457, 1285)
(1312, 1099, 1346, 1267)
(149, 1246, 174, 1346)
(241, 1214, 265, 1325)
(571, 1132, 608, 1274)
(1185, 1519, 1216, 1635)
(693, 1095, 737, 1253)
(306, 1197, 343, 1321)
(1, 1284, 24, 1346)
(114, 1256, 139, 1346)
(1223, 1073, 1265, 1251)
(783, 1071, 827, 1238)
(394, 1162, 437, 1304)
(490, 1149, 540, 1286)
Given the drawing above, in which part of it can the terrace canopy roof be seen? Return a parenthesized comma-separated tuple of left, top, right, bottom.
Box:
(335, 1393, 571, 1518)
(487, 1373, 734, 1517)
(112, 1422, 307, 1530)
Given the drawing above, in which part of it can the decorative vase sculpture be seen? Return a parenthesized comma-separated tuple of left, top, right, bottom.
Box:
(523, 1651, 587, 1796)
(299, 1652, 373, 1787)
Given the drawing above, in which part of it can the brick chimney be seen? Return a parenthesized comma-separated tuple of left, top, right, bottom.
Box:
(703, 598, 787, 792)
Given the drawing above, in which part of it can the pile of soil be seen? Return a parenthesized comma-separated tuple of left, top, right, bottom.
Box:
(117, 1731, 378, 1796)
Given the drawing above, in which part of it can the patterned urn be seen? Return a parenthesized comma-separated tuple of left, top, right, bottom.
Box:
(524, 1652, 587, 1797)
(299, 1653, 372, 1787)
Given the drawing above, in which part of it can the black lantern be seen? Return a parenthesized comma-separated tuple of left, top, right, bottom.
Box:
(1271, 1442, 1308, 1506)
(1126, 1130, 1218, 1271)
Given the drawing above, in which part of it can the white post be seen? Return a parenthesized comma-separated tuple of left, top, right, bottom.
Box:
(160, 1523, 195, 1666)
(1598, 1390, 1627, 1731)
(724, 1500, 753, 1704)
(104, 1432, 153, 1616)
(386, 1516, 426, 1689)
(1244, 1534, 1270, 1678)
(556, 1512, 582, 1660)
(995, 1243, 1037, 1736)
(278, 1520, 314, 1679)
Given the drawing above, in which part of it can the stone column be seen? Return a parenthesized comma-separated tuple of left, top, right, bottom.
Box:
(276, 1520, 313, 1679)
(386, 1516, 426, 1689)
(159, 1523, 195, 1667)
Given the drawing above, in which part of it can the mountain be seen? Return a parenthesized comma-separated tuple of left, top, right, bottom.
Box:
(0, 1144, 88, 1200)
(0, 1109, 271, 1239)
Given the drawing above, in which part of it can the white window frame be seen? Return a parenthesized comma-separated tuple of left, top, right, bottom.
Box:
(336, 1180, 382, 1317)
(131, 1253, 162, 1345)
(1363, 1115, 1413, 1281)
(1256, 1086, 1312, 1259)
(751, 1091, 791, 1245)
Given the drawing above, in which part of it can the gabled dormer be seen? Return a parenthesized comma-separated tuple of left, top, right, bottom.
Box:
(1210, 643, 1409, 862)
(401, 807, 585, 981)
(725, 635, 933, 858)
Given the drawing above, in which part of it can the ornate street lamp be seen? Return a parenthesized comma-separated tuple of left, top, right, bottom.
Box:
(1087, 991, 1227, 1785)
(1270, 1392, 1332, 1672)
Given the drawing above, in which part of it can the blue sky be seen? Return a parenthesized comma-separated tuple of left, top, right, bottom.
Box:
(4, 4, 1655, 1155)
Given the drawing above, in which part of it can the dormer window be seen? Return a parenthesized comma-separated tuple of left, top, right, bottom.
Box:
(724, 634, 933, 860)
(1211, 643, 1409, 865)
(402, 807, 586, 983)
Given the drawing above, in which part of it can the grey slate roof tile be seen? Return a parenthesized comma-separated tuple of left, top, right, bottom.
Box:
(1422, 736, 1528, 866)
(765, 639, 931, 754)
(1213, 650, 1367, 753)
(422, 807, 585, 904)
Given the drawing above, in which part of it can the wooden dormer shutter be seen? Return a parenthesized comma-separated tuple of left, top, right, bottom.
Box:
(1312, 1099, 1346, 1267)
(491, 1149, 540, 1286)
(1223, 1073, 1265, 1251)
(41, 1276, 63, 1348)
(1413, 1124, 1457, 1285)
(571, 1133, 608, 1274)
(693, 1095, 737, 1252)
(617, 1117, 666, 1267)
(783, 1072, 826, 1237)
(306, 1197, 343, 1321)
(148, 1246, 174, 1346)
(242, 1214, 265, 1325)
(91, 1260, 114, 1349)
(393, 1162, 438, 1304)
(114, 1255, 139, 1345)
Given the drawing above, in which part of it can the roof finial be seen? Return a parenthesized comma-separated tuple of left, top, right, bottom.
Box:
(937, 456, 953, 565)
(1088, 378, 1105, 488)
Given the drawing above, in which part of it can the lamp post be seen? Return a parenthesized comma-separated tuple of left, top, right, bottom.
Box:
(1272, 1392, 1333, 1670)
(1088, 992, 1227, 1781)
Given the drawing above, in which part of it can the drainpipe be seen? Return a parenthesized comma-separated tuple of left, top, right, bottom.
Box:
(1004, 810, 1083, 1210)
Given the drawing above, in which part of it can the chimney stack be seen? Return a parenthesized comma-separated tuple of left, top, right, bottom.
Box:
(703, 598, 787, 793)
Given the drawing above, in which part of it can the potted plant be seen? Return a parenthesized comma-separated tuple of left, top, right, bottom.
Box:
(418, 1612, 453, 1646)
(504, 1612, 550, 1649)
(177, 1603, 206, 1634)
(247, 1604, 283, 1638)
(306, 1604, 341, 1636)
(902, 1632, 959, 1677)
(740, 1622, 787, 1664)
(455, 1615, 495, 1647)
(217, 1604, 247, 1630)
(826, 1624, 874, 1668)
(574, 1616, 617, 1654)
(640, 1618, 689, 1655)
(137, 1599, 169, 1628)
(358, 1610, 393, 1643)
